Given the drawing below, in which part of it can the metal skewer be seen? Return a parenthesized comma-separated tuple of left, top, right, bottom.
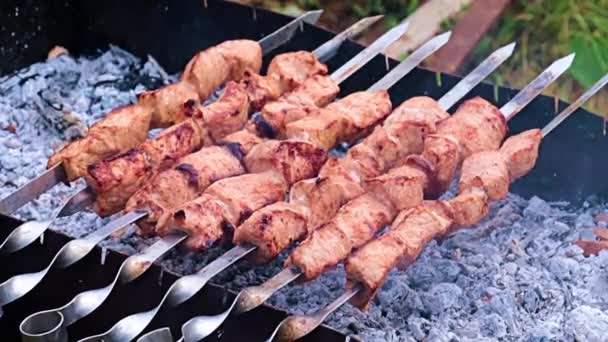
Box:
(0, 210, 148, 308)
(77, 24, 442, 342)
(7, 15, 383, 341)
(163, 41, 516, 342)
(0, 9, 323, 217)
(0, 187, 93, 254)
(0, 12, 381, 257)
(266, 53, 579, 342)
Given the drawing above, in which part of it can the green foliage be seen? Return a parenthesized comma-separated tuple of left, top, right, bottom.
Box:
(470, 0, 608, 112)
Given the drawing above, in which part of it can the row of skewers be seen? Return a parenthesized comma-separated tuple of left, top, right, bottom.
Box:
(0, 9, 604, 342)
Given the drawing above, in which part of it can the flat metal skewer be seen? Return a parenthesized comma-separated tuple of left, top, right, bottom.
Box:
(19, 232, 187, 342)
(135, 30, 455, 342)
(0, 210, 148, 309)
(163, 40, 516, 342)
(266, 53, 579, 342)
(0, 12, 379, 257)
(0, 9, 324, 217)
(78, 23, 434, 342)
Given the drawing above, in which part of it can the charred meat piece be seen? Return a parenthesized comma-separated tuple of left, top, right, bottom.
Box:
(244, 139, 327, 185)
(447, 187, 489, 229)
(364, 162, 429, 211)
(318, 96, 449, 184)
(436, 96, 507, 158)
(415, 134, 461, 197)
(219, 129, 266, 155)
(234, 202, 310, 263)
(250, 75, 340, 138)
(86, 118, 209, 217)
(458, 150, 510, 201)
(137, 82, 200, 129)
(285, 90, 392, 150)
(125, 145, 246, 233)
(163, 171, 287, 250)
(245, 51, 328, 111)
(345, 201, 454, 310)
(181, 40, 262, 100)
(499, 128, 542, 180)
(47, 104, 152, 181)
(185, 81, 250, 142)
(287, 194, 395, 281)
(289, 175, 365, 229)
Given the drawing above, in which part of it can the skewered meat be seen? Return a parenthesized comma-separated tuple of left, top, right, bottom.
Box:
(245, 51, 328, 111)
(319, 96, 450, 183)
(86, 82, 248, 217)
(159, 171, 288, 250)
(47, 104, 151, 181)
(220, 129, 266, 154)
(458, 150, 510, 201)
(48, 40, 262, 180)
(125, 145, 246, 233)
(286, 194, 395, 281)
(183, 81, 251, 141)
(436, 96, 507, 158)
(249, 75, 340, 138)
(181, 40, 262, 101)
(499, 128, 542, 180)
(285, 90, 392, 150)
(234, 96, 451, 263)
(244, 140, 327, 185)
(344, 129, 542, 310)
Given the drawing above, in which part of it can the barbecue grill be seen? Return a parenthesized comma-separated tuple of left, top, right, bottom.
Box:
(2, 0, 608, 341)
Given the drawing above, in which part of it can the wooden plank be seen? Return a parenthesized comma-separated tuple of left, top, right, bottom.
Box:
(426, 0, 512, 73)
(384, 0, 471, 59)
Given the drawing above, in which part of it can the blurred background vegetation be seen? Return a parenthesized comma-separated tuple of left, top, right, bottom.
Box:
(236, 0, 608, 116)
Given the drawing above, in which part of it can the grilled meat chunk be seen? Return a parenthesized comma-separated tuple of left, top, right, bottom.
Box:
(137, 82, 200, 128)
(318, 96, 449, 184)
(125, 145, 246, 233)
(415, 134, 461, 197)
(285, 90, 392, 149)
(250, 75, 340, 138)
(245, 51, 328, 111)
(185, 81, 250, 141)
(181, 40, 262, 100)
(267, 51, 328, 87)
(234, 202, 310, 263)
(447, 187, 489, 229)
(499, 128, 542, 180)
(47, 104, 151, 181)
(345, 201, 454, 310)
(162, 171, 287, 250)
(436, 96, 507, 158)
(244, 140, 327, 185)
(458, 150, 510, 201)
(86, 118, 209, 216)
(289, 176, 365, 229)
(287, 194, 394, 281)
(220, 129, 266, 155)
(364, 162, 429, 211)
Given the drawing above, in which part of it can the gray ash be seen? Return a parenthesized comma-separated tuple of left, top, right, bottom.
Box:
(1, 48, 608, 342)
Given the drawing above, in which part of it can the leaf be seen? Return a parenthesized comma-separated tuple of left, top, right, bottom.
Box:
(569, 36, 608, 88)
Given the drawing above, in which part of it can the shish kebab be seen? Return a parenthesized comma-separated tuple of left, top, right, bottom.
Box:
(14, 18, 410, 337)
(0, 15, 386, 255)
(0, 10, 324, 216)
(140, 41, 519, 342)
(0, 18, 410, 314)
(75, 31, 451, 342)
(266, 62, 603, 342)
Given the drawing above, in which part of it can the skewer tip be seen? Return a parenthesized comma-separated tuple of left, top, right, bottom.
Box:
(363, 14, 384, 24)
(302, 9, 324, 23)
(554, 53, 576, 69)
(498, 42, 517, 56)
(434, 30, 452, 44)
